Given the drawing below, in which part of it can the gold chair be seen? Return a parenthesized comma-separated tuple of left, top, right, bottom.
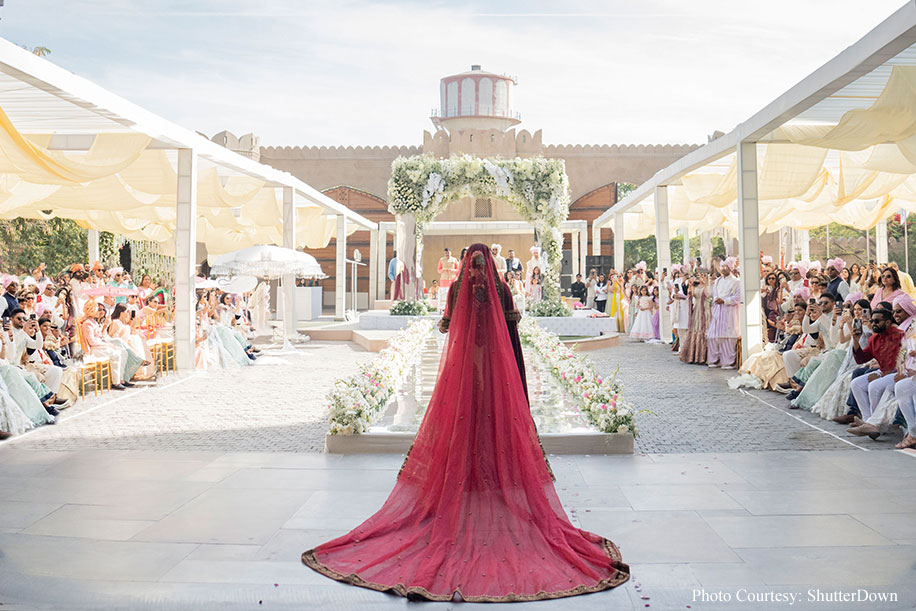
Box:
(75, 319, 112, 397)
(160, 339, 176, 375)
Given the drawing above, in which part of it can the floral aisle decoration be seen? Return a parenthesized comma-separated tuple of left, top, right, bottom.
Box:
(388, 154, 570, 311)
(328, 318, 435, 435)
(518, 318, 640, 435)
(389, 300, 430, 316)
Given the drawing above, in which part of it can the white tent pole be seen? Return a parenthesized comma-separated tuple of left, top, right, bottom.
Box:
(737, 141, 763, 362)
(282, 186, 296, 340)
(336, 215, 347, 320)
(174, 148, 198, 373)
(680, 226, 689, 265)
(799, 229, 811, 261)
(826, 224, 830, 259)
(87, 229, 100, 265)
(876, 218, 889, 264)
(579, 222, 588, 275)
(866, 227, 871, 263)
(906, 213, 910, 273)
(571, 228, 579, 278)
(377, 227, 388, 301)
(655, 186, 672, 343)
(592, 221, 601, 257)
(614, 214, 625, 272)
(369, 229, 378, 309)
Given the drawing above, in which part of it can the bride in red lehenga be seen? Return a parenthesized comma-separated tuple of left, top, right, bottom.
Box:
(303, 243, 630, 602)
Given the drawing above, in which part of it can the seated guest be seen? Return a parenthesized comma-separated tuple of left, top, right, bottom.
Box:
(779, 293, 839, 390)
(870, 267, 905, 310)
(740, 303, 808, 390)
(1, 276, 19, 317)
(81, 301, 130, 390)
(849, 295, 916, 439)
(797, 298, 871, 412)
(108, 304, 154, 381)
(845, 307, 903, 435)
(0, 319, 56, 426)
(18, 312, 70, 408)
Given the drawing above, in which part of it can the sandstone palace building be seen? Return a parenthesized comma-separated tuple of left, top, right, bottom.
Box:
(214, 66, 699, 307)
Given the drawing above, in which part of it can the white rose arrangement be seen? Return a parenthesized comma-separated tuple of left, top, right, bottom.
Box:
(518, 318, 640, 436)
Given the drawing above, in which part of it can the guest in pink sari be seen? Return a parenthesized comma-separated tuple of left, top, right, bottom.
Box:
(870, 266, 905, 311)
(303, 243, 629, 602)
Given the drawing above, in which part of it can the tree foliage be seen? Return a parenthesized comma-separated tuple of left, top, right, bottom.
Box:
(0, 218, 88, 275)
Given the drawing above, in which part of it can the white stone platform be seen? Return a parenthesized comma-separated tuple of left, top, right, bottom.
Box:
(326, 431, 633, 454)
(358, 309, 619, 336)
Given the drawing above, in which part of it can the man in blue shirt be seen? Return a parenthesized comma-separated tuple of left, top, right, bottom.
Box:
(388, 251, 399, 298)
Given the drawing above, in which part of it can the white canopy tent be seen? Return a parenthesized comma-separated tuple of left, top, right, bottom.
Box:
(0, 37, 378, 371)
(593, 1, 916, 359)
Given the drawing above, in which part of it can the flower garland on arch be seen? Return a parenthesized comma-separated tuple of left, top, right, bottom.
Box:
(388, 154, 570, 305)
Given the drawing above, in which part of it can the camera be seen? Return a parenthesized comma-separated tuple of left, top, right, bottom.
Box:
(853, 318, 863, 334)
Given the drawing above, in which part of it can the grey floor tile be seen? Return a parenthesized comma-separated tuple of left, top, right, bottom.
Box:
(703, 515, 893, 548)
(689, 562, 768, 587)
(0, 533, 197, 581)
(0, 500, 62, 530)
(621, 484, 742, 511)
(159, 559, 330, 585)
(575, 509, 741, 564)
(23, 504, 156, 541)
(133, 488, 314, 545)
(725, 488, 911, 515)
(577, 461, 749, 487)
(215, 467, 398, 491)
(851, 513, 916, 541)
(257, 528, 351, 561)
(283, 490, 391, 529)
(555, 485, 631, 509)
(735, 546, 916, 586)
(46, 458, 214, 482)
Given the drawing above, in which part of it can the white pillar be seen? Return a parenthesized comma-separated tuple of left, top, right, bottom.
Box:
(282, 187, 296, 339)
(876, 219, 889, 264)
(174, 148, 197, 373)
(680, 226, 690, 265)
(799, 229, 811, 262)
(737, 141, 763, 362)
(377, 228, 388, 301)
(579, 224, 588, 276)
(700, 231, 712, 269)
(571, 229, 579, 278)
(614, 213, 625, 272)
(592, 221, 601, 256)
(87, 229, 100, 265)
(655, 186, 672, 343)
(336, 215, 347, 319)
(369, 229, 378, 309)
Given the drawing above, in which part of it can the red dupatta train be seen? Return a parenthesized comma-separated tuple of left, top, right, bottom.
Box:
(303, 243, 629, 602)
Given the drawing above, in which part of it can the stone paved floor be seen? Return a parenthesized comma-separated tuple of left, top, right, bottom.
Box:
(593, 337, 902, 454)
(11, 341, 374, 453)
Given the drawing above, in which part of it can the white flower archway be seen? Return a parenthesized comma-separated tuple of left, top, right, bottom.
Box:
(387, 154, 571, 308)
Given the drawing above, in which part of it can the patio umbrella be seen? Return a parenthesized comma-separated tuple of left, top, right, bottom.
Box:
(209, 245, 325, 279)
(208, 245, 322, 350)
(83, 285, 139, 297)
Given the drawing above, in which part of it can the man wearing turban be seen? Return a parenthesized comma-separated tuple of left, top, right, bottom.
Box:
(706, 257, 741, 368)
(825, 258, 850, 302)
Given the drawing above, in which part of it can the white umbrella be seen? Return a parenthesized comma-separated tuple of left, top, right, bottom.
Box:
(208, 245, 322, 351)
(209, 245, 325, 279)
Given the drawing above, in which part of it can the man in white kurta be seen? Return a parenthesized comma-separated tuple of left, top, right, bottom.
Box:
(525, 246, 545, 292)
(706, 257, 741, 368)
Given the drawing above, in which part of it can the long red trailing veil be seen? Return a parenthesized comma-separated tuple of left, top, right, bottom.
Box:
(303, 243, 629, 602)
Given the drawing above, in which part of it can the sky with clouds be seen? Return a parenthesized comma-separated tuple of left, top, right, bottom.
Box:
(0, 0, 906, 147)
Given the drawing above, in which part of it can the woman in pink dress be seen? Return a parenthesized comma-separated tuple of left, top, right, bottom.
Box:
(870, 266, 905, 311)
(303, 244, 629, 602)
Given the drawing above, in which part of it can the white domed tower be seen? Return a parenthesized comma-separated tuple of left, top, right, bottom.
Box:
(431, 65, 520, 133)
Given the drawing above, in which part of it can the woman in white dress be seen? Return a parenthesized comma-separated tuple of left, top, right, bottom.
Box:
(630, 285, 655, 341)
(594, 274, 608, 313)
(585, 269, 598, 309)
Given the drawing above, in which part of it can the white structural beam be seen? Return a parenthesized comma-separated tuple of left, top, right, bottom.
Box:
(655, 186, 672, 343)
(876, 219, 889, 264)
(571, 229, 579, 278)
(282, 186, 296, 339)
(592, 222, 601, 257)
(377, 225, 390, 300)
(336, 215, 347, 320)
(700, 231, 712, 269)
(799, 229, 811, 262)
(87, 229, 99, 265)
(174, 148, 197, 373)
(614, 213, 625, 272)
(737, 142, 763, 362)
(579, 224, 588, 277)
(369, 229, 378, 309)
(679, 226, 690, 265)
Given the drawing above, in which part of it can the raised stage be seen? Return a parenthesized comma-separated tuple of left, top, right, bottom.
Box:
(358, 309, 620, 337)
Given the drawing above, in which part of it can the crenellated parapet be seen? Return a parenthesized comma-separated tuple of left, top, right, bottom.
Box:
(544, 143, 699, 156)
(259, 144, 422, 159)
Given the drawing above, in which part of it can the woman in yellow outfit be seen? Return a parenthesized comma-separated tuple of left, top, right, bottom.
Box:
(608, 272, 627, 332)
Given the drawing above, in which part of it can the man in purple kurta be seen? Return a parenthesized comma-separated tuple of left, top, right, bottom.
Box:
(707, 257, 741, 368)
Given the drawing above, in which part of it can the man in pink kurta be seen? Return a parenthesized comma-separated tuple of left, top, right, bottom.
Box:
(437, 248, 459, 289)
(707, 257, 741, 368)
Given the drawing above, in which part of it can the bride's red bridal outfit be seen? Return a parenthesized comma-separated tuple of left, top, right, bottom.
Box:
(303, 243, 629, 602)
